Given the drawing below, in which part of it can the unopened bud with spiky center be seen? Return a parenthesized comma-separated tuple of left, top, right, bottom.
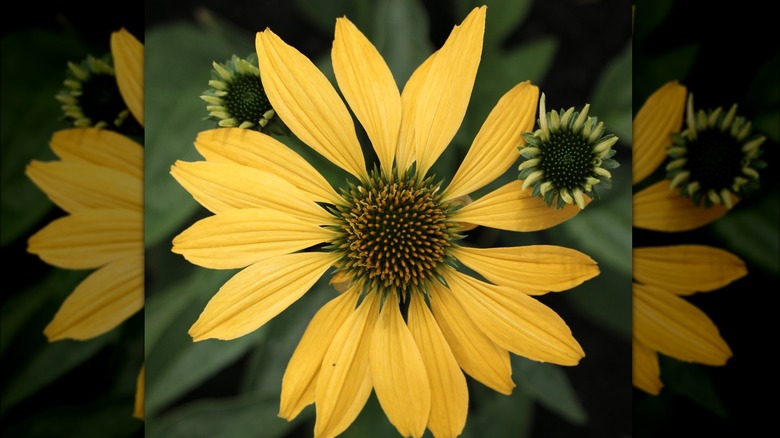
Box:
(517, 93, 619, 210)
(201, 54, 282, 133)
(56, 54, 141, 136)
(665, 94, 767, 209)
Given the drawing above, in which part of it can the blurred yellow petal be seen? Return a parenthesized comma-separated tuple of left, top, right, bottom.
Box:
(429, 281, 515, 394)
(134, 365, 144, 420)
(633, 181, 731, 231)
(256, 29, 366, 179)
(195, 128, 340, 204)
(26, 161, 141, 214)
(333, 17, 401, 176)
(453, 245, 598, 295)
(172, 208, 332, 269)
(397, 52, 436, 171)
(634, 283, 732, 365)
(410, 6, 485, 175)
(44, 255, 143, 341)
(315, 293, 380, 438)
(280, 290, 358, 420)
(634, 245, 746, 295)
(633, 341, 662, 395)
(446, 81, 538, 199)
(444, 269, 584, 365)
(452, 180, 585, 232)
(111, 28, 144, 126)
(408, 294, 468, 438)
(369, 294, 430, 438)
(50, 128, 143, 179)
(170, 161, 329, 224)
(633, 81, 686, 184)
(28, 209, 141, 269)
(189, 252, 337, 341)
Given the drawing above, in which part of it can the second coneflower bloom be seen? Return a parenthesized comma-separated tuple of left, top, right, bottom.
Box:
(172, 7, 598, 438)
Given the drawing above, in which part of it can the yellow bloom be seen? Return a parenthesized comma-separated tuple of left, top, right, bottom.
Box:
(26, 28, 144, 417)
(632, 83, 748, 394)
(172, 7, 598, 437)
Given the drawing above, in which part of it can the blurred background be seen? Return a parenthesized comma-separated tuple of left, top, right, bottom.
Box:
(634, 0, 779, 435)
(144, 1, 631, 437)
(1, 4, 144, 437)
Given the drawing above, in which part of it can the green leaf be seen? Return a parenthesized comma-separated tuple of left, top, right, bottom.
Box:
(148, 394, 301, 438)
(5, 400, 142, 438)
(144, 22, 253, 247)
(590, 43, 632, 142)
(633, 0, 676, 45)
(371, 0, 434, 87)
(512, 356, 588, 425)
(634, 44, 698, 111)
(1, 30, 87, 246)
(711, 189, 779, 275)
(293, 0, 373, 35)
(659, 356, 728, 418)
(565, 264, 632, 338)
(462, 388, 533, 438)
(455, 0, 534, 46)
(746, 53, 779, 142)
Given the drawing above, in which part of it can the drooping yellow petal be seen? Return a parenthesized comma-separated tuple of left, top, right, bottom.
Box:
(28, 209, 142, 270)
(315, 293, 380, 438)
(634, 283, 732, 365)
(428, 281, 515, 394)
(44, 255, 143, 341)
(633, 81, 686, 184)
(633, 340, 662, 395)
(634, 245, 746, 295)
(111, 28, 144, 126)
(453, 245, 598, 295)
(26, 161, 142, 214)
(134, 365, 144, 420)
(333, 17, 401, 176)
(256, 29, 366, 179)
(446, 81, 538, 199)
(50, 128, 143, 180)
(633, 181, 731, 231)
(172, 208, 332, 270)
(195, 129, 339, 203)
(444, 269, 584, 365)
(408, 293, 468, 438)
(452, 180, 585, 232)
(397, 51, 436, 172)
(170, 161, 329, 225)
(369, 294, 430, 438)
(188, 252, 337, 341)
(410, 6, 486, 175)
(280, 290, 358, 420)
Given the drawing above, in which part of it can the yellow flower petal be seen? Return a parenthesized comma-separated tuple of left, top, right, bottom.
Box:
(26, 161, 142, 214)
(408, 293, 468, 438)
(453, 245, 599, 295)
(429, 281, 515, 394)
(452, 180, 585, 232)
(256, 29, 366, 179)
(111, 28, 144, 126)
(44, 255, 143, 341)
(134, 365, 144, 420)
(369, 294, 430, 438)
(444, 269, 584, 365)
(633, 81, 686, 184)
(170, 161, 329, 225)
(189, 252, 337, 341)
(634, 245, 746, 295)
(194, 128, 340, 204)
(446, 81, 538, 199)
(172, 208, 332, 270)
(633, 181, 731, 231)
(333, 17, 401, 176)
(398, 51, 436, 172)
(50, 128, 143, 180)
(633, 340, 662, 395)
(28, 209, 142, 270)
(409, 6, 485, 175)
(634, 283, 732, 365)
(315, 293, 380, 438)
(280, 290, 358, 420)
